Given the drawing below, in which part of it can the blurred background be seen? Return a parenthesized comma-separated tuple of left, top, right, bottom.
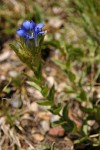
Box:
(0, 0, 100, 149)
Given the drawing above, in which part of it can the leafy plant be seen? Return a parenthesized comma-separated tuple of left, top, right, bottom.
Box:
(10, 0, 100, 148)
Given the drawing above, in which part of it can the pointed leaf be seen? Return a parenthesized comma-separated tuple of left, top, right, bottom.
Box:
(68, 71, 76, 82)
(63, 104, 69, 121)
(51, 103, 62, 115)
(51, 142, 55, 150)
(62, 119, 76, 132)
(10, 44, 18, 53)
(41, 85, 48, 97)
(37, 100, 53, 106)
(53, 59, 66, 70)
(26, 81, 41, 91)
(52, 120, 67, 127)
(79, 89, 87, 101)
(48, 85, 55, 101)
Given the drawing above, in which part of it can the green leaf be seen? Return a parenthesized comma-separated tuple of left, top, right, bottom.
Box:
(52, 120, 67, 127)
(53, 59, 66, 70)
(48, 85, 55, 101)
(3, 87, 11, 94)
(10, 43, 18, 53)
(51, 142, 55, 150)
(79, 89, 87, 101)
(51, 103, 62, 115)
(67, 71, 76, 81)
(62, 104, 69, 121)
(37, 100, 53, 106)
(81, 107, 93, 114)
(41, 85, 48, 97)
(74, 137, 89, 145)
(62, 119, 76, 132)
(67, 45, 83, 60)
(34, 64, 42, 79)
(26, 81, 41, 91)
(95, 106, 100, 122)
(82, 124, 88, 135)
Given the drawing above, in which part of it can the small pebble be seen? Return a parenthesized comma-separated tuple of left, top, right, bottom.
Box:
(48, 126, 65, 137)
(32, 133, 44, 142)
(29, 102, 38, 112)
(37, 111, 50, 121)
(40, 120, 50, 132)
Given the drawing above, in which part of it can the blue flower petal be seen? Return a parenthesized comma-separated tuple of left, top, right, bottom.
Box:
(34, 28, 40, 34)
(28, 36, 34, 39)
(16, 20, 46, 47)
(22, 20, 31, 30)
(30, 21, 36, 30)
(38, 31, 45, 35)
(16, 29, 26, 37)
(36, 23, 44, 29)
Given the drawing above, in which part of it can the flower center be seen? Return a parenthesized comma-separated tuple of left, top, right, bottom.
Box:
(31, 32, 34, 37)
(27, 30, 34, 38)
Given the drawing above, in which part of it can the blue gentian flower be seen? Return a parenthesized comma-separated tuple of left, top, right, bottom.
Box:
(16, 20, 45, 47)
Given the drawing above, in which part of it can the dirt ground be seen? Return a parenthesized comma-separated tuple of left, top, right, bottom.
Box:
(0, 0, 100, 150)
